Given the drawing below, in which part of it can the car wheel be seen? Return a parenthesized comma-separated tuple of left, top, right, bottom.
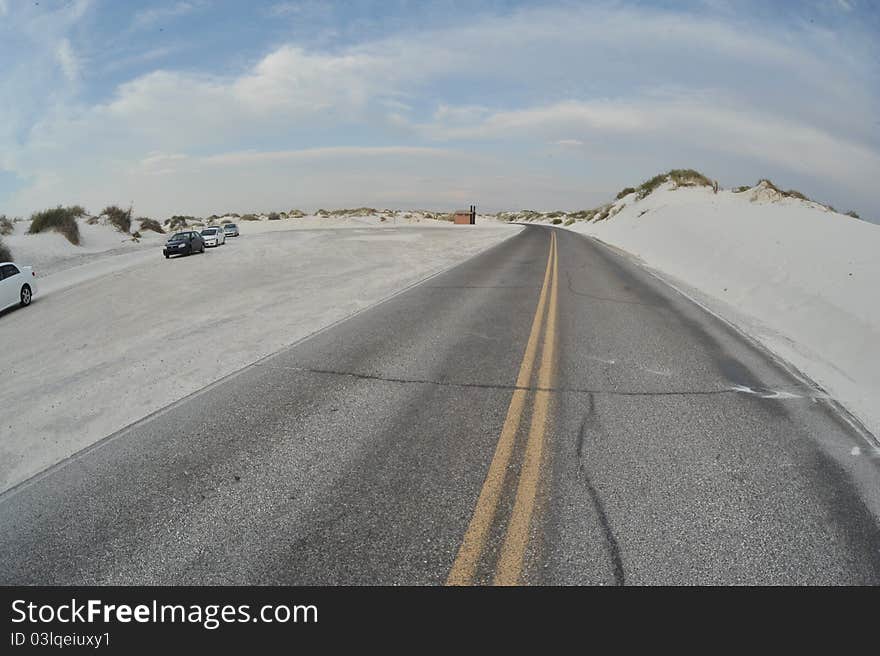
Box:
(20, 285, 32, 307)
(164, 254, 169, 259)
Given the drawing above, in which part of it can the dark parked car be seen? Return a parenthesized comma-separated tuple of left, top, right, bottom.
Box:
(163, 231, 205, 258)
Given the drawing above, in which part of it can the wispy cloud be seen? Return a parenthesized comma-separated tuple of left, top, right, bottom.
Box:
(132, 1, 205, 30)
(267, 1, 333, 19)
(55, 38, 80, 82)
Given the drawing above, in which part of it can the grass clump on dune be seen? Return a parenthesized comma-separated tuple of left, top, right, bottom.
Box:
(756, 179, 811, 201)
(0, 237, 11, 262)
(615, 187, 636, 200)
(101, 205, 133, 233)
(0, 215, 13, 236)
(138, 218, 165, 233)
(568, 209, 597, 221)
(28, 206, 82, 245)
(165, 216, 196, 230)
(636, 169, 712, 200)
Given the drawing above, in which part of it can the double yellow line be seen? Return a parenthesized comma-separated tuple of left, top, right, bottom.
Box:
(447, 230, 559, 586)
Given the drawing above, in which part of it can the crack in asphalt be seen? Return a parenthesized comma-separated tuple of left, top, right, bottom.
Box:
(281, 365, 767, 398)
(564, 269, 662, 308)
(575, 393, 625, 586)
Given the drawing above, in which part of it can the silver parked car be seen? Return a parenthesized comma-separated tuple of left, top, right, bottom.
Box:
(200, 226, 226, 247)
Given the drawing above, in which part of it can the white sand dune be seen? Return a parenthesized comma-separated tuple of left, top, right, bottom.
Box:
(564, 182, 880, 438)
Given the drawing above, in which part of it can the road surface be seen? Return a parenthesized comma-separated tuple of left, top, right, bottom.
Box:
(2, 225, 879, 585)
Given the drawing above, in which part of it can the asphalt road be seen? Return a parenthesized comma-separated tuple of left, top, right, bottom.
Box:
(2, 225, 879, 585)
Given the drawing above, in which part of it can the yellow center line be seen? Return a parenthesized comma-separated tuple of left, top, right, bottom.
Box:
(445, 231, 557, 586)
(494, 231, 559, 586)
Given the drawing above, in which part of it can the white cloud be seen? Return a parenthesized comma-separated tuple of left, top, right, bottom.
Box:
(132, 1, 204, 30)
(3, 2, 878, 217)
(414, 96, 880, 195)
(267, 1, 332, 19)
(56, 38, 79, 82)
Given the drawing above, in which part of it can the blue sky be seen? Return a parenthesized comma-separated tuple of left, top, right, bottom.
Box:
(1, 0, 878, 219)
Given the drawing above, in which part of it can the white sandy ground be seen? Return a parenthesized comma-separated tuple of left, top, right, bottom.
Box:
(561, 183, 880, 438)
(0, 218, 519, 492)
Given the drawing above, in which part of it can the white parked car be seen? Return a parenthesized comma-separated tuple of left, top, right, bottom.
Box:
(0, 262, 37, 313)
(200, 226, 226, 247)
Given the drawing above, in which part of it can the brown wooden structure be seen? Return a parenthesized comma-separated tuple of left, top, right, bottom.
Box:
(453, 205, 476, 225)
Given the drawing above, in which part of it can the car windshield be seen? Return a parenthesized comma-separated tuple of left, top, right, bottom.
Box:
(168, 233, 189, 241)
(225, 224, 236, 229)
(201, 228, 217, 235)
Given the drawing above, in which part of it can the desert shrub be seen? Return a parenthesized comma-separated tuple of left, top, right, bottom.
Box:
(551, 218, 563, 225)
(166, 216, 192, 230)
(511, 210, 543, 222)
(669, 169, 713, 188)
(845, 210, 860, 219)
(267, 212, 281, 220)
(568, 209, 597, 221)
(241, 214, 260, 221)
(0, 215, 13, 236)
(101, 205, 132, 233)
(733, 185, 751, 193)
(756, 179, 812, 202)
(221, 219, 232, 224)
(138, 218, 165, 233)
(131, 231, 142, 240)
(783, 188, 808, 201)
(636, 173, 670, 199)
(636, 169, 712, 200)
(564, 218, 575, 226)
(28, 206, 81, 245)
(592, 204, 613, 222)
(288, 209, 305, 218)
(330, 207, 377, 216)
(0, 237, 11, 262)
(615, 187, 636, 200)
